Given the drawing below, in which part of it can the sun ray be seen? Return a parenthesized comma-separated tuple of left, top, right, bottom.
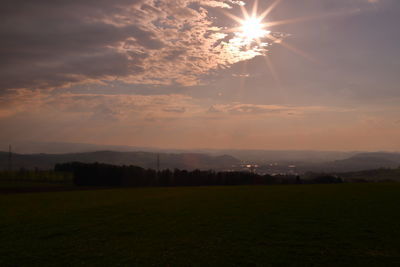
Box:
(252, 0, 259, 18)
(220, 9, 244, 24)
(240, 4, 250, 20)
(266, 34, 318, 63)
(259, 0, 284, 20)
(264, 56, 280, 86)
(263, 55, 287, 102)
(239, 60, 249, 98)
(280, 41, 319, 63)
(266, 9, 359, 28)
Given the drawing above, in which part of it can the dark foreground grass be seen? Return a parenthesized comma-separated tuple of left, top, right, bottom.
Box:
(0, 180, 72, 189)
(1, 184, 399, 266)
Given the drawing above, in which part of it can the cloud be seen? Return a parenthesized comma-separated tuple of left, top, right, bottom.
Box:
(0, 89, 334, 123)
(0, 89, 197, 121)
(206, 103, 325, 117)
(162, 107, 187, 113)
(0, 0, 280, 90)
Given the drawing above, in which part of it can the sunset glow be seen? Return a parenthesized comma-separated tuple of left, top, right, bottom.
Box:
(0, 0, 399, 152)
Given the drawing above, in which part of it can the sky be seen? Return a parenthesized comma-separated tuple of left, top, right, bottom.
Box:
(0, 0, 399, 151)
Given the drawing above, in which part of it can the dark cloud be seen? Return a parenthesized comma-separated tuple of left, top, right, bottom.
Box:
(0, 0, 165, 90)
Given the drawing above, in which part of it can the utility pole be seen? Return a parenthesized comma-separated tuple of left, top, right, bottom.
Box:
(8, 144, 12, 171)
(157, 153, 160, 173)
(155, 153, 160, 185)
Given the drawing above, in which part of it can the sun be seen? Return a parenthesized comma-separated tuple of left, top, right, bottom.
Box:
(221, 1, 274, 45)
(219, 0, 323, 82)
(240, 16, 269, 41)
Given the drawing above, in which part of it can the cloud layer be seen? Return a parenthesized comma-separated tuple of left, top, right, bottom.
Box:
(1, 0, 399, 151)
(0, 0, 284, 90)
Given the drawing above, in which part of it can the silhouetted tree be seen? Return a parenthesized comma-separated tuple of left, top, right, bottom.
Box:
(55, 162, 330, 187)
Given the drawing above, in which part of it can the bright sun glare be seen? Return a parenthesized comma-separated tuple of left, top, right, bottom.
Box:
(221, 0, 323, 80)
(240, 17, 269, 41)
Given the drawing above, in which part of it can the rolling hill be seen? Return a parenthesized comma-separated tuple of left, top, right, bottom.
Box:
(0, 151, 240, 171)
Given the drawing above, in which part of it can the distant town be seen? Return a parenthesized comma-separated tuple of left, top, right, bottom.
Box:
(229, 162, 299, 176)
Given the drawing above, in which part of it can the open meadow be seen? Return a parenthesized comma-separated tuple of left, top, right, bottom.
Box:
(1, 183, 400, 266)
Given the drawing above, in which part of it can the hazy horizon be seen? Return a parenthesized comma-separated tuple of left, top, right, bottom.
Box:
(2, 140, 400, 155)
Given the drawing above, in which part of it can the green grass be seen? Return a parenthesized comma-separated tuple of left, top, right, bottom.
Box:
(1, 184, 399, 266)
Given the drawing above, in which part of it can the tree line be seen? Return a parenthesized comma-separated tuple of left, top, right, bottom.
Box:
(55, 162, 344, 187)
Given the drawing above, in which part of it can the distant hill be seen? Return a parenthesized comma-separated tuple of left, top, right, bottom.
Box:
(0, 142, 153, 154)
(312, 152, 400, 172)
(1, 142, 359, 163)
(0, 151, 240, 171)
(1, 141, 399, 173)
(213, 149, 357, 163)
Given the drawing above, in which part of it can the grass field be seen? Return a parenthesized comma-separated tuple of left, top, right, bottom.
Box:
(1, 184, 400, 266)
